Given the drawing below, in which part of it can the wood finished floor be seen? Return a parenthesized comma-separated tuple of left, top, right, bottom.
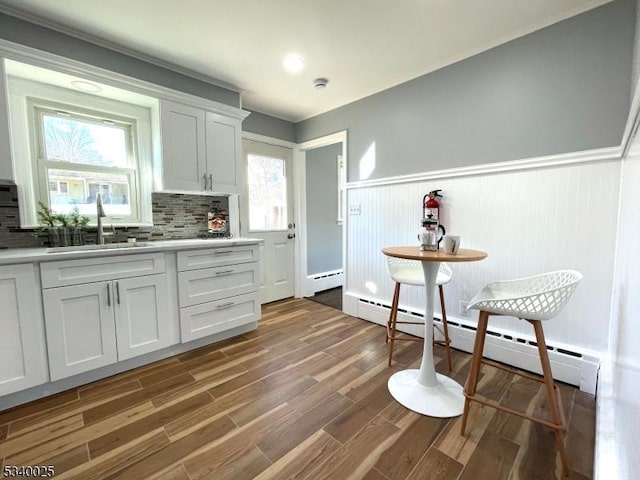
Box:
(307, 287, 342, 311)
(0, 298, 595, 480)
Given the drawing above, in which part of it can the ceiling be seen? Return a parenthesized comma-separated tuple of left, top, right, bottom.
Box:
(0, 0, 611, 122)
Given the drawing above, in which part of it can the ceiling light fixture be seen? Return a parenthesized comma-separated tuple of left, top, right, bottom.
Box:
(282, 54, 305, 74)
(70, 80, 102, 92)
(313, 78, 329, 89)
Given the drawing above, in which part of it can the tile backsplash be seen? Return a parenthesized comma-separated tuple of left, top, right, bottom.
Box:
(0, 181, 230, 249)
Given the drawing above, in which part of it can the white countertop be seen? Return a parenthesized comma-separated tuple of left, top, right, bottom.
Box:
(0, 237, 263, 266)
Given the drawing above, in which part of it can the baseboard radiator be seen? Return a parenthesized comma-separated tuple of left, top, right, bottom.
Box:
(350, 295, 600, 394)
(307, 269, 343, 295)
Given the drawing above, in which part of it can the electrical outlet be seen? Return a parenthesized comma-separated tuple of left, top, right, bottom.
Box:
(348, 203, 361, 215)
(459, 300, 471, 317)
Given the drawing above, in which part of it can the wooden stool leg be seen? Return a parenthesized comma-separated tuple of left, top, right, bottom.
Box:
(460, 310, 489, 435)
(386, 282, 400, 345)
(532, 320, 570, 478)
(438, 284, 453, 372)
(387, 283, 401, 367)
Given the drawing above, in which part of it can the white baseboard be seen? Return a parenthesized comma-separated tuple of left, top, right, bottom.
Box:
(350, 292, 600, 394)
(306, 269, 343, 296)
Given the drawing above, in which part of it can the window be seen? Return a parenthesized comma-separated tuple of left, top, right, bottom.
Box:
(247, 153, 287, 231)
(31, 102, 138, 219)
(5, 61, 156, 227)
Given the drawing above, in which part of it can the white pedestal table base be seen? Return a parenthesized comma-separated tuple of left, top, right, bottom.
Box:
(387, 369, 464, 418)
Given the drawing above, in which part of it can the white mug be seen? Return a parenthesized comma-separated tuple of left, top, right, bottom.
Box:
(443, 235, 460, 254)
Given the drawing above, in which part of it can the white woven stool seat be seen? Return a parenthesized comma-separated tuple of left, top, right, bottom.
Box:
(468, 270, 582, 321)
(386, 258, 452, 287)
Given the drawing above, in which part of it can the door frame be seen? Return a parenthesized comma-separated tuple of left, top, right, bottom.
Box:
(295, 131, 348, 300)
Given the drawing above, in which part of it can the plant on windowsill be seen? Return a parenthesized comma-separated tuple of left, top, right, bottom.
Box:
(36, 202, 90, 247)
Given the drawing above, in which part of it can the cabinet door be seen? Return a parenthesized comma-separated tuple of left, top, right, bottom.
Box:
(43, 282, 117, 381)
(205, 111, 243, 194)
(115, 274, 174, 360)
(161, 100, 207, 192)
(0, 264, 48, 396)
(180, 291, 260, 342)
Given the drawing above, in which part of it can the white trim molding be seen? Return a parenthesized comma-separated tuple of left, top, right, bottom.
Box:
(295, 131, 348, 301)
(346, 146, 622, 190)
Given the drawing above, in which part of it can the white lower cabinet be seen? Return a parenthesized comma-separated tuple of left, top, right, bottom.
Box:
(0, 264, 48, 396)
(43, 282, 117, 381)
(41, 254, 175, 381)
(178, 246, 260, 342)
(115, 274, 172, 361)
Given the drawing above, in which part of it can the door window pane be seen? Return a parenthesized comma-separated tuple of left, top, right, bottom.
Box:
(247, 154, 287, 230)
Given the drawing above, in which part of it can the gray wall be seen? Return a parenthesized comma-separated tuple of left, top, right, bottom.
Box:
(305, 143, 342, 275)
(633, 0, 640, 93)
(243, 110, 296, 142)
(0, 12, 240, 107)
(296, 0, 636, 182)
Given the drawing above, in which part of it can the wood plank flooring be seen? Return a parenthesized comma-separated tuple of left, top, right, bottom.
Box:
(0, 298, 595, 479)
(307, 287, 343, 310)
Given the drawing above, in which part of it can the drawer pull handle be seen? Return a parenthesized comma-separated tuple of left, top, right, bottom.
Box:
(216, 302, 235, 309)
(215, 270, 234, 275)
(214, 250, 233, 255)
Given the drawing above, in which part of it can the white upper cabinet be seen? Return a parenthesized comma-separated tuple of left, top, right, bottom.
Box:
(160, 99, 244, 194)
(160, 101, 207, 192)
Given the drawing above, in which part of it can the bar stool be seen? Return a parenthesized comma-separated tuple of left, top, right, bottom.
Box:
(385, 258, 453, 370)
(460, 270, 582, 479)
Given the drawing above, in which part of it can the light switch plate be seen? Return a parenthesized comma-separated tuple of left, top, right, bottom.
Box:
(349, 203, 361, 215)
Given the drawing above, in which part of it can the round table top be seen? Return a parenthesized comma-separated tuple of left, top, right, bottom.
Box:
(382, 246, 488, 263)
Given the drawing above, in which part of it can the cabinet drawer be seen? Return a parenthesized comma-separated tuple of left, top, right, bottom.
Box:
(180, 291, 259, 342)
(177, 245, 259, 271)
(41, 253, 166, 288)
(178, 262, 258, 307)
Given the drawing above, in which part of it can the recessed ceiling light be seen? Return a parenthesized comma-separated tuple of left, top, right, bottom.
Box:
(282, 54, 305, 74)
(70, 80, 102, 92)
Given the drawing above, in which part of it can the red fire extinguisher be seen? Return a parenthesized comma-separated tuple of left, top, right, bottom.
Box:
(423, 189, 442, 220)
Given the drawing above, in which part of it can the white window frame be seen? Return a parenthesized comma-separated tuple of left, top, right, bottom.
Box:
(6, 76, 154, 227)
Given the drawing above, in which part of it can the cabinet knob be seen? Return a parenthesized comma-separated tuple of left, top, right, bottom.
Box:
(287, 233, 296, 239)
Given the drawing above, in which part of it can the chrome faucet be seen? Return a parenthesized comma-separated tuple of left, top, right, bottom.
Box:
(96, 193, 114, 244)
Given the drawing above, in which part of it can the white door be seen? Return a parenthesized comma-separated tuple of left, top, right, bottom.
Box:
(241, 139, 295, 304)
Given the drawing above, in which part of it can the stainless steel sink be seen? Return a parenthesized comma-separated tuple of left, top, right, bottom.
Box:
(46, 242, 151, 253)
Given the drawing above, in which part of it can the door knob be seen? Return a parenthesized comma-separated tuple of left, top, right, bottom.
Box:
(287, 233, 296, 239)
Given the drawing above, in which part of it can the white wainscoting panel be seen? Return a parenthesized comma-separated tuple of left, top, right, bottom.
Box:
(345, 159, 620, 357)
